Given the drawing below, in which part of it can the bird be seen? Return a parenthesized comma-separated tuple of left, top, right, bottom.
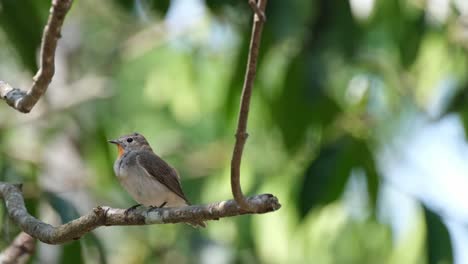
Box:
(108, 132, 206, 228)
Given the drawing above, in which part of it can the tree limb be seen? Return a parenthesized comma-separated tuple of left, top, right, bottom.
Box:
(0, 182, 280, 245)
(231, 0, 268, 211)
(0, 0, 73, 113)
(0, 232, 35, 264)
(0, 0, 281, 247)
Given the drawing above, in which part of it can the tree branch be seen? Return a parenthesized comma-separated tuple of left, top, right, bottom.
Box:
(0, 0, 281, 247)
(248, 0, 267, 22)
(0, 232, 35, 264)
(231, 0, 268, 211)
(0, 0, 73, 113)
(0, 182, 280, 245)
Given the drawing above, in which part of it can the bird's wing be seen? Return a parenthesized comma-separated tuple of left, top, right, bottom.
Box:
(136, 151, 189, 203)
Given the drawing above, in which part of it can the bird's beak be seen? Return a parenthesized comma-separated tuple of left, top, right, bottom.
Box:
(108, 139, 120, 145)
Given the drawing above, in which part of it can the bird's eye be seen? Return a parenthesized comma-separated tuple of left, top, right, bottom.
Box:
(127, 138, 133, 143)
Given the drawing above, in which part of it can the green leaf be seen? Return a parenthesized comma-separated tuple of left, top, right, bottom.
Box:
(298, 136, 351, 216)
(270, 0, 365, 153)
(398, 12, 425, 68)
(272, 52, 341, 152)
(369, 0, 425, 68)
(444, 82, 468, 138)
(424, 206, 453, 264)
(147, 0, 170, 15)
(307, 0, 362, 58)
(205, 0, 243, 14)
(298, 136, 379, 218)
(360, 144, 380, 214)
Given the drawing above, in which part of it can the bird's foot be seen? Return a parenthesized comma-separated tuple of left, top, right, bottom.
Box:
(149, 202, 167, 211)
(124, 204, 142, 216)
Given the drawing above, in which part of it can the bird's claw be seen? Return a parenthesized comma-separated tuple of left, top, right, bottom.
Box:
(149, 202, 167, 211)
(124, 204, 142, 216)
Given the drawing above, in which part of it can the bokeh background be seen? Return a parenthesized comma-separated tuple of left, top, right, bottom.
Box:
(1, 0, 468, 263)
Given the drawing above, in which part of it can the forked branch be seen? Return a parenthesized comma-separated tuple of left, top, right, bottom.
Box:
(0, 0, 281, 246)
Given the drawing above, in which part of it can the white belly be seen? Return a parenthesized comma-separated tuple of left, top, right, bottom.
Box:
(116, 164, 187, 207)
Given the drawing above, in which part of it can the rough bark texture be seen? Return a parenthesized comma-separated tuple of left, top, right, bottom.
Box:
(0, 0, 281, 247)
(0, 182, 280, 244)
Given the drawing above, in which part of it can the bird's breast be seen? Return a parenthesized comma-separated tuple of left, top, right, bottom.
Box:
(113, 151, 132, 179)
(113, 155, 186, 207)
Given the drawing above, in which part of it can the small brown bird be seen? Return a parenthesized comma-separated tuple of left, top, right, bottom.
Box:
(109, 132, 206, 228)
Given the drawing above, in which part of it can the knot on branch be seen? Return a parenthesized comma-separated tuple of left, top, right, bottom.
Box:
(0, 85, 29, 113)
(93, 206, 105, 219)
(235, 132, 249, 141)
(252, 193, 281, 210)
(0, 82, 27, 109)
(242, 193, 281, 213)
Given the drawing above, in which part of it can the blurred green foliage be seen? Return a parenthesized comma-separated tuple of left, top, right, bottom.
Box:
(0, 0, 467, 263)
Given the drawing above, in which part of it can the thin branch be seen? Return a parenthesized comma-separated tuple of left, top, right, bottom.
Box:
(0, 0, 73, 113)
(0, 232, 35, 264)
(0, 182, 280, 245)
(248, 0, 266, 22)
(231, 0, 268, 211)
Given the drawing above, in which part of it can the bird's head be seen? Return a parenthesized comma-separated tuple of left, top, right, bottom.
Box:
(108, 132, 152, 157)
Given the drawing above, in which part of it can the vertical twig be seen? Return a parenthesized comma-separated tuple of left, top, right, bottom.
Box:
(0, 0, 73, 113)
(230, 0, 268, 212)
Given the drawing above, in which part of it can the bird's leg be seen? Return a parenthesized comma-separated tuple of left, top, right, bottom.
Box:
(149, 202, 167, 211)
(124, 204, 142, 216)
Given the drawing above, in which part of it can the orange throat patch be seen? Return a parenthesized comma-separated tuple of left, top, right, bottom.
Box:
(117, 145, 125, 158)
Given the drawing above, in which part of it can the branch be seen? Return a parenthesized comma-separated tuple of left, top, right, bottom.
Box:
(248, 0, 267, 22)
(0, 0, 73, 113)
(231, 0, 268, 211)
(0, 232, 35, 264)
(0, 182, 280, 245)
